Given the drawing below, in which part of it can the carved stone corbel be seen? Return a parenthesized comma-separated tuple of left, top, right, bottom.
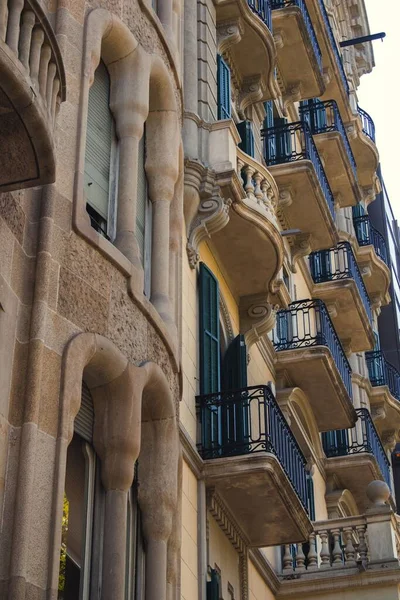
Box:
(279, 188, 293, 209)
(238, 75, 265, 113)
(290, 233, 312, 273)
(217, 18, 244, 54)
(370, 293, 382, 313)
(239, 294, 276, 348)
(283, 84, 302, 113)
(381, 430, 398, 453)
(322, 67, 332, 87)
(186, 182, 231, 269)
(371, 403, 386, 422)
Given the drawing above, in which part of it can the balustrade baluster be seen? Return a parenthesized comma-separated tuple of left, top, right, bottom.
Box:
(237, 157, 245, 185)
(243, 165, 255, 199)
(295, 544, 306, 573)
(6, 0, 24, 53)
(355, 524, 368, 566)
(0, 0, 8, 42)
(331, 528, 343, 566)
(18, 9, 35, 68)
(282, 544, 293, 573)
(29, 26, 44, 84)
(253, 172, 263, 204)
(343, 526, 357, 567)
(307, 532, 318, 570)
(319, 530, 330, 568)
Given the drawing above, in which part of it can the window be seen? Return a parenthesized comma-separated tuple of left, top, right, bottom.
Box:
(237, 121, 255, 158)
(59, 383, 105, 600)
(217, 54, 231, 120)
(84, 60, 118, 240)
(206, 568, 221, 600)
(126, 478, 146, 600)
(136, 130, 152, 297)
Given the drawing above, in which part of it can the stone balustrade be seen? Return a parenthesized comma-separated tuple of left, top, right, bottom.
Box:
(237, 148, 277, 222)
(0, 0, 65, 123)
(282, 506, 400, 576)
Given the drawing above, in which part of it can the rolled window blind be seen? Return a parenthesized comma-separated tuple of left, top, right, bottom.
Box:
(74, 381, 94, 443)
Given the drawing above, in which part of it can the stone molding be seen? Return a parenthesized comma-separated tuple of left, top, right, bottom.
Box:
(240, 294, 277, 349)
(216, 18, 244, 55)
(289, 233, 312, 273)
(207, 488, 247, 554)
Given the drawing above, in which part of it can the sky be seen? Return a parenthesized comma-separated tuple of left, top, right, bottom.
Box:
(357, 0, 400, 220)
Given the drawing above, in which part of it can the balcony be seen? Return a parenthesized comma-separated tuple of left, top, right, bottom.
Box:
(305, 0, 351, 120)
(0, 0, 66, 191)
(349, 106, 379, 190)
(271, 0, 324, 101)
(197, 385, 312, 546)
(299, 100, 359, 207)
(272, 300, 356, 431)
(215, 0, 277, 107)
(309, 242, 374, 352)
(261, 121, 337, 250)
(322, 409, 391, 511)
(366, 351, 400, 403)
(353, 214, 390, 307)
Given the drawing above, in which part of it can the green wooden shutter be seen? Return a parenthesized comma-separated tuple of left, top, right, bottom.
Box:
(237, 121, 255, 158)
(217, 54, 231, 120)
(222, 335, 248, 391)
(199, 263, 221, 395)
(307, 473, 315, 521)
(221, 335, 249, 453)
(263, 101, 276, 162)
(301, 98, 327, 133)
(263, 100, 274, 129)
(206, 569, 220, 600)
(84, 61, 113, 229)
(274, 116, 292, 162)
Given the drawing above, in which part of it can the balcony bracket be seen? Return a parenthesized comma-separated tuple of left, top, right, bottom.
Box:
(217, 18, 244, 54)
(381, 430, 398, 454)
(238, 74, 266, 113)
(290, 233, 312, 273)
(371, 403, 386, 423)
(239, 294, 277, 348)
(186, 183, 232, 269)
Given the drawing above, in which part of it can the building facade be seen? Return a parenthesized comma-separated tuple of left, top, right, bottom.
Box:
(0, 0, 400, 599)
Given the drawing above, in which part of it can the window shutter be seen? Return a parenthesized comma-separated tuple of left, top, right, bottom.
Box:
(84, 61, 113, 226)
(352, 203, 366, 218)
(322, 429, 349, 458)
(263, 100, 274, 129)
(237, 121, 255, 158)
(217, 54, 231, 120)
(221, 335, 249, 452)
(206, 569, 221, 600)
(273, 116, 292, 162)
(222, 335, 248, 391)
(307, 473, 315, 521)
(74, 382, 94, 443)
(199, 263, 221, 396)
(301, 98, 327, 133)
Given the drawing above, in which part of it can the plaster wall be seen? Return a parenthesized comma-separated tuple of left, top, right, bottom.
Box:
(248, 560, 276, 600)
(181, 459, 199, 600)
(208, 513, 241, 599)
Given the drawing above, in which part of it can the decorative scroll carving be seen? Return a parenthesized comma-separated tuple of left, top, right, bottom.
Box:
(283, 83, 302, 113)
(240, 294, 276, 349)
(186, 172, 232, 269)
(238, 75, 265, 112)
(371, 403, 386, 422)
(381, 430, 398, 453)
(217, 18, 243, 54)
(290, 233, 312, 273)
(278, 188, 293, 209)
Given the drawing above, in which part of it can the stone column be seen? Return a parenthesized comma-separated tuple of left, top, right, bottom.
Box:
(109, 47, 150, 267)
(158, 0, 173, 39)
(183, 0, 199, 158)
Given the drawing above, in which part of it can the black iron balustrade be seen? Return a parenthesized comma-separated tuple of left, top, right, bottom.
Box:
(261, 121, 335, 218)
(271, 0, 322, 73)
(357, 106, 376, 143)
(366, 350, 400, 402)
(248, 0, 272, 29)
(196, 385, 309, 510)
(352, 214, 389, 266)
(272, 299, 353, 401)
(317, 0, 350, 95)
(309, 242, 372, 323)
(299, 99, 357, 178)
(322, 408, 391, 489)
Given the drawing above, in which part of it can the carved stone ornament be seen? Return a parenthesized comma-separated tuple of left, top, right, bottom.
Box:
(217, 18, 244, 54)
(381, 429, 398, 453)
(371, 403, 386, 422)
(283, 83, 302, 113)
(290, 233, 312, 273)
(240, 294, 277, 349)
(238, 75, 266, 112)
(187, 184, 231, 269)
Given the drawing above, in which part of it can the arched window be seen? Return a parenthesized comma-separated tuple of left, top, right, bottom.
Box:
(126, 474, 146, 599)
(84, 60, 118, 240)
(136, 129, 152, 297)
(58, 383, 104, 599)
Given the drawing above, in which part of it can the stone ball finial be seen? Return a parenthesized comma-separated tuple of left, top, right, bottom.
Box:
(366, 480, 391, 506)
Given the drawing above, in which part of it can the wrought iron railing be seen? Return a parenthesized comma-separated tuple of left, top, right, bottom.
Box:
(196, 385, 309, 510)
(261, 121, 335, 218)
(271, 0, 322, 73)
(357, 106, 376, 143)
(317, 0, 350, 95)
(366, 350, 400, 402)
(309, 242, 372, 322)
(322, 408, 391, 489)
(299, 99, 357, 178)
(272, 299, 353, 401)
(248, 0, 272, 30)
(352, 214, 389, 266)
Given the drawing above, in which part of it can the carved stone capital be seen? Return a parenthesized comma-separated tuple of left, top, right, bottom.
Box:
(371, 403, 386, 422)
(187, 182, 231, 269)
(217, 18, 243, 54)
(238, 75, 265, 112)
(240, 294, 276, 348)
(290, 233, 312, 273)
